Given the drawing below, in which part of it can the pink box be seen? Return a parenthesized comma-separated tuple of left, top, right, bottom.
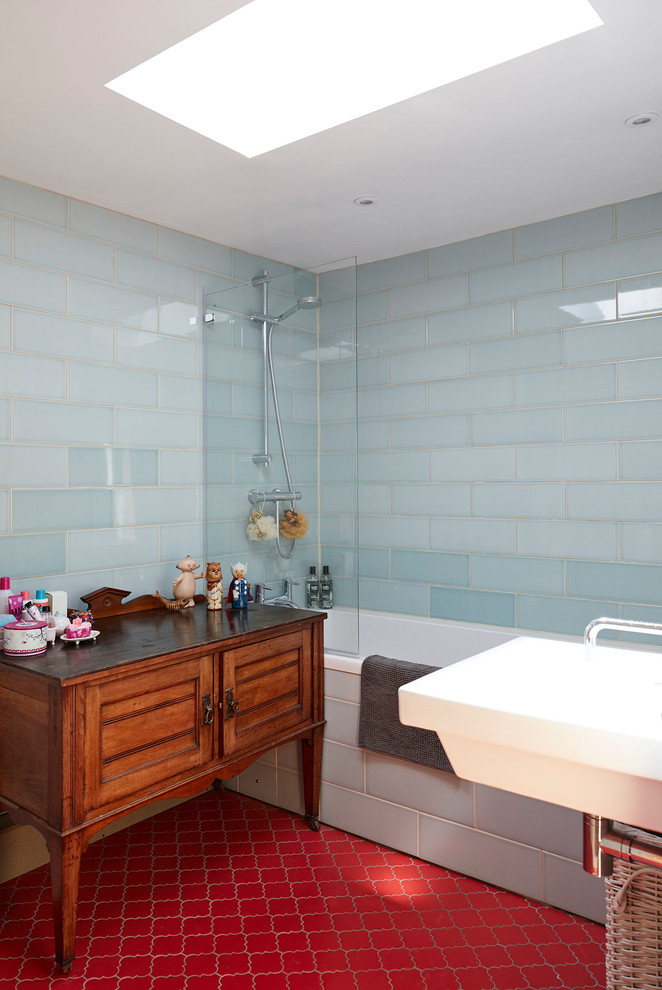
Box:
(66, 621, 92, 640)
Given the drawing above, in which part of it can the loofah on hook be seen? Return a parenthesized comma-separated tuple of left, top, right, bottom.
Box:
(247, 508, 278, 542)
(279, 508, 309, 540)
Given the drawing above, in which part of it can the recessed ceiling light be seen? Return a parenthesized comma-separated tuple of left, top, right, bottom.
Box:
(353, 196, 377, 207)
(106, 0, 603, 159)
(624, 112, 659, 128)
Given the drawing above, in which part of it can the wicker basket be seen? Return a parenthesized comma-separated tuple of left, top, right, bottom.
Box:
(605, 827, 662, 990)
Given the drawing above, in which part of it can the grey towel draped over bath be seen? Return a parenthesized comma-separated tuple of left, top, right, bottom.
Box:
(358, 654, 454, 774)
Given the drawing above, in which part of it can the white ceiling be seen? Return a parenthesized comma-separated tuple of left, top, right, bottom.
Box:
(2, 0, 661, 267)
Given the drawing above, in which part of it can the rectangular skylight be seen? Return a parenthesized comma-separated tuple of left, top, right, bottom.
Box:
(106, 0, 603, 158)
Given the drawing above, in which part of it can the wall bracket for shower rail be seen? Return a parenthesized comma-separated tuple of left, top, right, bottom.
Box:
(248, 488, 301, 506)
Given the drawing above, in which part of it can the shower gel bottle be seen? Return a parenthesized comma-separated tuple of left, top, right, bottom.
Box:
(321, 566, 333, 609)
(306, 567, 320, 608)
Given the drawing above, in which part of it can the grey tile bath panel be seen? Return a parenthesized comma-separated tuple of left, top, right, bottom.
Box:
(366, 752, 473, 825)
(542, 853, 606, 924)
(475, 785, 583, 860)
(277, 767, 305, 817)
(322, 741, 365, 791)
(276, 741, 301, 771)
(320, 783, 418, 857)
(419, 814, 541, 901)
(236, 763, 277, 807)
(324, 698, 360, 747)
(325, 669, 361, 704)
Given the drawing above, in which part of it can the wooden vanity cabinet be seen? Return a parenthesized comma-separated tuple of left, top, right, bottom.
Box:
(0, 601, 325, 973)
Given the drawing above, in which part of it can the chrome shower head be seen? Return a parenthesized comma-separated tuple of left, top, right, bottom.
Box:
(250, 295, 322, 325)
(273, 296, 322, 323)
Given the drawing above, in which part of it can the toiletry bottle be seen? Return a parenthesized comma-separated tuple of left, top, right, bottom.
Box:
(306, 566, 320, 608)
(35, 589, 50, 615)
(320, 565, 333, 609)
(0, 577, 12, 614)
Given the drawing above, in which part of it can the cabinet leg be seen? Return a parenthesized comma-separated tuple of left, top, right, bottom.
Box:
(46, 831, 83, 973)
(301, 725, 323, 831)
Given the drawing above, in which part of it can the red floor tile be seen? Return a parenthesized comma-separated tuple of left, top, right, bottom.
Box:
(0, 789, 605, 990)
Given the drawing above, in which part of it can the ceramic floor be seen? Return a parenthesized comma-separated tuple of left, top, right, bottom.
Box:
(0, 789, 605, 989)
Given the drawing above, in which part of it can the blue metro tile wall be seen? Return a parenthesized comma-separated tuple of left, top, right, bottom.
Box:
(3, 171, 662, 636)
(0, 175, 319, 605)
(320, 193, 662, 636)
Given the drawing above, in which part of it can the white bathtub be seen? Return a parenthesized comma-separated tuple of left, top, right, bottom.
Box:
(315, 608, 606, 924)
(323, 605, 516, 670)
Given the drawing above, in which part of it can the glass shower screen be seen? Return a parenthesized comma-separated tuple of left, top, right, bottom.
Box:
(202, 257, 358, 653)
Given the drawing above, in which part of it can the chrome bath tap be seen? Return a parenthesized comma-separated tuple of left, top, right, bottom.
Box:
(254, 579, 299, 608)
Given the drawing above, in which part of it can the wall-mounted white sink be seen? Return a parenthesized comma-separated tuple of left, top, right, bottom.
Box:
(399, 636, 662, 834)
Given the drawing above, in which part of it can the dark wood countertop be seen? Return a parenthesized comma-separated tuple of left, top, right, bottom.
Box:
(0, 604, 326, 682)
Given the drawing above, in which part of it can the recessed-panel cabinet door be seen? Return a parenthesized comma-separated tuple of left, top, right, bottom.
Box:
(222, 630, 312, 757)
(79, 653, 214, 818)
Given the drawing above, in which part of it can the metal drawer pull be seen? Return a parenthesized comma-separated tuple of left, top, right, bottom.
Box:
(225, 688, 239, 720)
(201, 693, 214, 726)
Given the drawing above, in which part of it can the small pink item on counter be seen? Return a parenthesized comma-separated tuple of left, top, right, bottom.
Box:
(65, 617, 92, 639)
(3, 620, 48, 657)
(7, 594, 23, 619)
